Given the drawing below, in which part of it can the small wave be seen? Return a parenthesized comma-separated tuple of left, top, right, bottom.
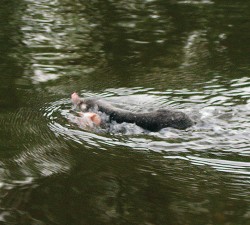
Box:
(42, 83, 249, 177)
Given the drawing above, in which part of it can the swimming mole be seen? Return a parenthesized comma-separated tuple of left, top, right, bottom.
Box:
(71, 92, 193, 132)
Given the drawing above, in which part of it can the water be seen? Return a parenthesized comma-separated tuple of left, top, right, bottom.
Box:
(0, 0, 249, 224)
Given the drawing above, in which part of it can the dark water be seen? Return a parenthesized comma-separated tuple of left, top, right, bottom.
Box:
(0, 0, 250, 224)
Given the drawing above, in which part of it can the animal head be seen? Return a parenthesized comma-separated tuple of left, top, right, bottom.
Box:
(78, 112, 101, 126)
(71, 92, 88, 111)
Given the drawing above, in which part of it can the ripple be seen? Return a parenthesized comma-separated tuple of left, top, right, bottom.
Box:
(187, 156, 250, 174)
(0, 106, 73, 183)
(178, 0, 214, 5)
(21, 0, 103, 84)
(42, 79, 250, 178)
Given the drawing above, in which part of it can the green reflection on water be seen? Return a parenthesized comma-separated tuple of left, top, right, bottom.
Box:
(0, 0, 249, 224)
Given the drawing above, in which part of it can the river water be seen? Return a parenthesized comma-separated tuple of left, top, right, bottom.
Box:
(0, 0, 249, 224)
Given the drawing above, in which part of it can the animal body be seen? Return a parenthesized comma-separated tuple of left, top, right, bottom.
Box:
(71, 92, 193, 131)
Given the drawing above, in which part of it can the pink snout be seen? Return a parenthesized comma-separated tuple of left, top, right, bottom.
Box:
(71, 92, 80, 104)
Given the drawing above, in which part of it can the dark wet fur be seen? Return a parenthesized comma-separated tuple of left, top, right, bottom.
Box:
(77, 98, 193, 132)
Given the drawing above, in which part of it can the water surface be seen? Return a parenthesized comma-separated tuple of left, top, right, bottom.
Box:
(0, 0, 249, 224)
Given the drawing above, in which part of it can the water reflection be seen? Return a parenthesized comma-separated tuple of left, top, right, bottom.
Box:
(21, 0, 105, 83)
(178, 0, 214, 5)
(1, 0, 250, 224)
(19, 0, 250, 91)
(1, 145, 249, 224)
